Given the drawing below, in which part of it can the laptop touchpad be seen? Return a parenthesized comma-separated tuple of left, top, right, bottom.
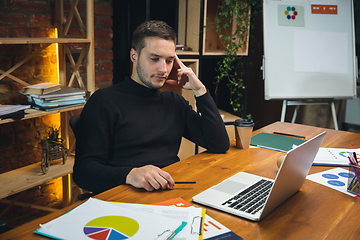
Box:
(213, 180, 248, 195)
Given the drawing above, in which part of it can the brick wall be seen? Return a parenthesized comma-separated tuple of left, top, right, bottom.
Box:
(0, 0, 114, 171)
(0, 16, 59, 173)
(0, 0, 113, 228)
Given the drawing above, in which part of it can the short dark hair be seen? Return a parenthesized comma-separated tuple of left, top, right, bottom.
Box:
(131, 20, 176, 54)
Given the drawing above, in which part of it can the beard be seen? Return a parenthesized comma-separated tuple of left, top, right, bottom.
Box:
(136, 59, 168, 89)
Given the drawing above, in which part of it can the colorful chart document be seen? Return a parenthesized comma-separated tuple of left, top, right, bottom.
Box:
(110, 202, 205, 240)
(35, 198, 185, 240)
(313, 148, 360, 166)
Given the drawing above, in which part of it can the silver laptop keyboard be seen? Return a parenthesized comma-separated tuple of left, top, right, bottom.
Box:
(222, 179, 273, 215)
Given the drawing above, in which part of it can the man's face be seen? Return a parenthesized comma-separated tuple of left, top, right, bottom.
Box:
(131, 37, 176, 89)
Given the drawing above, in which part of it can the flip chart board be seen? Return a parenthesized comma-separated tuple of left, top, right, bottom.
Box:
(263, 0, 357, 100)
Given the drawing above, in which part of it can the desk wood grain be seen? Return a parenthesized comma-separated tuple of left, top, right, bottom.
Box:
(1, 122, 360, 240)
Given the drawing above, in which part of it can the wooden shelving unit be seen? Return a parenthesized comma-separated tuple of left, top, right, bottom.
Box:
(202, 0, 249, 56)
(0, 0, 95, 206)
(174, 0, 246, 158)
(176, 0, 249, 56)
(177, 0, 201, 55)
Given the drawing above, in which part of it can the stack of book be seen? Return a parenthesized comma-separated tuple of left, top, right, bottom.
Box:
(21, 83, 86, 111)
(21, 82, 61, 95)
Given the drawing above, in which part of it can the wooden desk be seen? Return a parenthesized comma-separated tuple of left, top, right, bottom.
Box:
(2, 122, 360, 239)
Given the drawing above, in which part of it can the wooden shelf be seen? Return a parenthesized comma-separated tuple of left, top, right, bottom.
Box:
(0, 106, 84, 125)
(203, 0, 249, 56)
(0, 156, 74, 198)
(177, 0, 201, 54)
(177, 0, 249, 56)
(0, 156, 74, 200)
(202, 50, 229, 56)
(0, 38, 91, 45)
(176, 51, 199, 56)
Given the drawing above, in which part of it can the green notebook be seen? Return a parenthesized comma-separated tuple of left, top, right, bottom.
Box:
(250, 132, 307, 152)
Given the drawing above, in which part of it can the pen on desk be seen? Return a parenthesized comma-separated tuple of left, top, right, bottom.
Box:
(351, 181, 359, 191)
(353, 152, 358, 164)
(273, 132, 306, 139)
(175, 181, 196, 184)
(348, 176, 357, 190)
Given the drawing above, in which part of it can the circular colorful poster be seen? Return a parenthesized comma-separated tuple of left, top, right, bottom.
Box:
(285, 6, 298, 20)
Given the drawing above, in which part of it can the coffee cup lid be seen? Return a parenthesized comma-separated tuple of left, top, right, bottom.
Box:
(234, 119, 254, 127)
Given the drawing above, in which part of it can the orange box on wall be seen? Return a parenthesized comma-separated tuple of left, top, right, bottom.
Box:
(311, 5, 338, 15)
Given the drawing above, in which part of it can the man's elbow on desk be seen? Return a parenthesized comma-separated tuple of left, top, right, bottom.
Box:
(205, 140, 230, 153)
(73, 163, 129, 194)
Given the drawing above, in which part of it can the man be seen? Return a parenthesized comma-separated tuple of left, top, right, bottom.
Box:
(73, 20, 229, 194)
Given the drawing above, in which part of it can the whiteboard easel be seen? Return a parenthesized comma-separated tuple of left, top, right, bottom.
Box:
(281, 100, 338, 130)
(263, 0, 356, 129)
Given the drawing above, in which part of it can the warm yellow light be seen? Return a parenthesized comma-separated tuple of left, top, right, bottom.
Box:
(41, 28, 69, 204)
(55, 28, 60, 85)
(50, 175, 72, 205)
(63, 174, 72, 205)
(47, 28, 61, 134)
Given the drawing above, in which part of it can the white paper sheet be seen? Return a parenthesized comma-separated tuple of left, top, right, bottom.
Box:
(0, 104, 30, 116)
(36, 198, 183, 240)
(313, 148, 360, 166)
(307, 168, 357, 197)
(111, 202, 205, 240)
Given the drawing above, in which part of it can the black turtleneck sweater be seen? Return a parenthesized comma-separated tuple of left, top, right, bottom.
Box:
(73, 77, 229, 194)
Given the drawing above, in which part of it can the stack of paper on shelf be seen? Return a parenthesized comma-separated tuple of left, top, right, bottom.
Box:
(0, 104, 30, 119)
(21, 82, 61, 95)
(22, 86, 86, 111)
(35, 198, 205, 240)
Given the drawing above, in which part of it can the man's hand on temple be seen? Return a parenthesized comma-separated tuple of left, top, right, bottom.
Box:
(166, 54, 207, 97)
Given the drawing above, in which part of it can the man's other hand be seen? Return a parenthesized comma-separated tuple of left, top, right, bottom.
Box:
(126, 165, 175, 191)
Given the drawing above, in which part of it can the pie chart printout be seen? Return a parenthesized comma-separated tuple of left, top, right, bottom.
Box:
(84, 216, 139, 240)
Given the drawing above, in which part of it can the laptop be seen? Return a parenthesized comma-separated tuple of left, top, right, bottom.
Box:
(192, 131, 326, 221)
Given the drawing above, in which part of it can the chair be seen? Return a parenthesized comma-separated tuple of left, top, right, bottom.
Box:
(0, 219, 10, 234)
(69, 114, 94, 201)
